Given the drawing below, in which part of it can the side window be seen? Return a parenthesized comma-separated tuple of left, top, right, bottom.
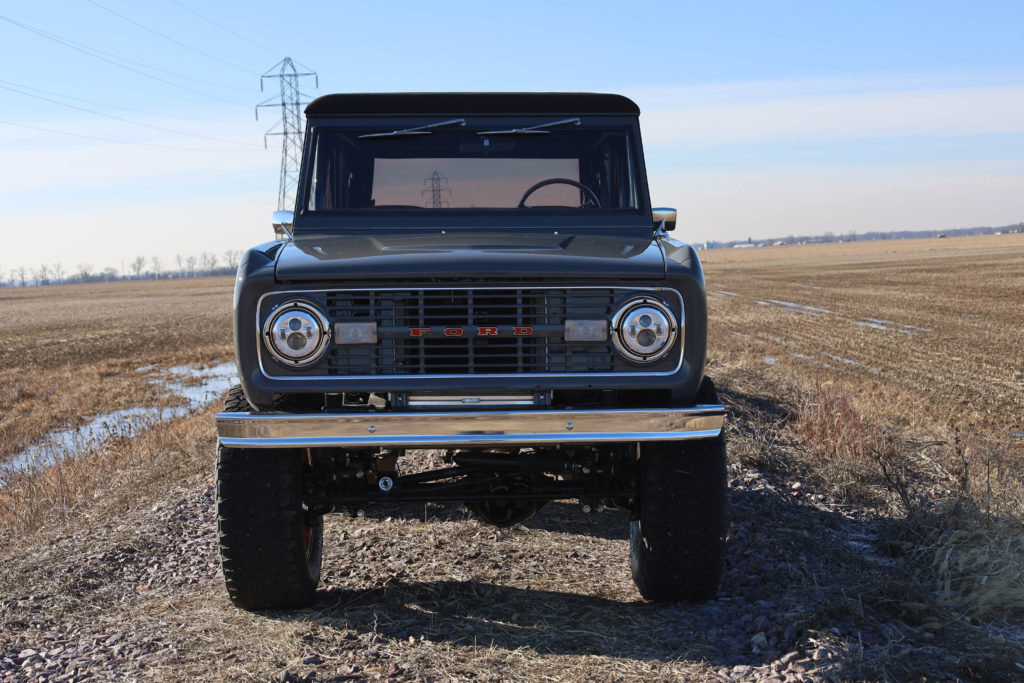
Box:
(307, 136, 338, 211)
(307, 134, 352, 210)
(307, 142, 319, 211)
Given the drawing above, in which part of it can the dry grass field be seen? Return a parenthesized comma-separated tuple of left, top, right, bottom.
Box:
(703, 233, 1024, 516)
(2, 239, 1023, 681)
(0, 277, 235, 464)
(702, 233, 1024, 440)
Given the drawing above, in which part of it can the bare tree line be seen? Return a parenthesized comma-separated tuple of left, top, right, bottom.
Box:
(0, 250, 244, 287)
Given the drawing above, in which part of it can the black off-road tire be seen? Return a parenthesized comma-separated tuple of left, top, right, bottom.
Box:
(216, 385, 323, 610)
(222, 383, 252, 414)
(630, 431, 727, 602)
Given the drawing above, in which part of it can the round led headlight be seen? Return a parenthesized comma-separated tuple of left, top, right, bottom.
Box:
(611, 297, 679, 363)
(262, 300, 331, 367)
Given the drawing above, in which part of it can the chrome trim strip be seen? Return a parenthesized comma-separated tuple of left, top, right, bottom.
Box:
(256, 286, 684, 381)
(217, 405, 725, 448)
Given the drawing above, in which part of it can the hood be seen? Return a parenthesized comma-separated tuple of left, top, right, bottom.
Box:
(275, 232, 666, 281)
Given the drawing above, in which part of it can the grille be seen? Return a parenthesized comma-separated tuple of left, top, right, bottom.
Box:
(324, 287, 629, 376)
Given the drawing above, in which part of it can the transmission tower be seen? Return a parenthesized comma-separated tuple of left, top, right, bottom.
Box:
(422, 171, 451, 208)
(256, 57, 318, 214)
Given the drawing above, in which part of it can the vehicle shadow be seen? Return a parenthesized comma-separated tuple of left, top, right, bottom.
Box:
(361, 500, 630, 541)
(276, 483, 905, 670)
(519, 500, 630, 541)
(265, 381, 1012, 677)
(264, 383, 1024, 679)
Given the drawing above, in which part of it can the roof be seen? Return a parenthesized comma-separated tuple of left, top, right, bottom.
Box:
(305, 93, 640, 117)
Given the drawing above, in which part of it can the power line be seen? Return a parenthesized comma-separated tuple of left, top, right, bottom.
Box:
(0, 13, 251, 106)
(0, 82, 260, 148)
(0, 79, 211, 121)
(167, 0, 278, 58)
(86, 0, 257, 75)
(0, 117, 255, 152)
(0, 13, 250, 94)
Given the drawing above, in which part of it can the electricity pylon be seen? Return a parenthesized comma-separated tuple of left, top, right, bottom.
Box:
(423, 171, 451, 208)
(257, 57, 317, 215)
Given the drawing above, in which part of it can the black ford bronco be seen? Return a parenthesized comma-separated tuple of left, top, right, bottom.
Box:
(216, 93, 727, 610)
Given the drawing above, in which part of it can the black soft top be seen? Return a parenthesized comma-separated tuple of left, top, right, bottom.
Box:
(305, 92, 640, 117)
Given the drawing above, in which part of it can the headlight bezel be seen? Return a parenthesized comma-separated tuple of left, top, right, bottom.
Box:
(610, 296, 680, 364)
(261, 299, 332, 367)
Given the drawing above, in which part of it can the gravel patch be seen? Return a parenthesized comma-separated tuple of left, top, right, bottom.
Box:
(1, 455, 1019, 680)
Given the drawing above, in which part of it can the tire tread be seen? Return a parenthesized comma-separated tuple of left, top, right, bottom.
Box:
(630, 377, 727, 602)
(216, 385, 319, 610)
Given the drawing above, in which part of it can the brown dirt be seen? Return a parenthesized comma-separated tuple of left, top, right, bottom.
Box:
(3, 243, 1024, 681)
(2, 399, 1020, 681)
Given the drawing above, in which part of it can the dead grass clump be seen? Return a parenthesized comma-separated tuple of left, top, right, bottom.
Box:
(944, 432, 1024, 524)
(792, 376, 892, 504)
(0, 405, 217, 545)
(930, 522, 1024, 622)
(894, 435, 1024, 623)
(795, 375, 873, 463)
(792, 376, 1024, 623)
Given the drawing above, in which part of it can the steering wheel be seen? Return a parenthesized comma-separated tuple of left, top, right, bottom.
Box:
(518, 178, 602, 209)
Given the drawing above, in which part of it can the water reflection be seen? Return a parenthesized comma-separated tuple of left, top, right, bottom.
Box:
(1, 362, 236, 484)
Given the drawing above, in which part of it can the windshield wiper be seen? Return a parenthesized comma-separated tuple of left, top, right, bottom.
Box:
(358, 118, 466, 139)
(476, 117, 581, 136)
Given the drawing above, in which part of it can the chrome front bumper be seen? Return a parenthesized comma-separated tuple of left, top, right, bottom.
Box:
(216, 405, 726, 448)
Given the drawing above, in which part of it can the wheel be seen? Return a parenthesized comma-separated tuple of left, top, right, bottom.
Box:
(216, 385, 323, 610)
(630, 432, 727, 602)
(222, 383, 251, 413)
(518, 177, 601, 208)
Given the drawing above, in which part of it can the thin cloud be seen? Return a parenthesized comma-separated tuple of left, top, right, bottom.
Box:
(633, 80, 1024, 147)
(650, 164, 1024, 240)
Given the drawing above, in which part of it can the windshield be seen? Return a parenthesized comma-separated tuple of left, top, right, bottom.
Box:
(304, 124, 640, 214)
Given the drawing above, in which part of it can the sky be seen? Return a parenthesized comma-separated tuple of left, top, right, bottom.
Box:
(2, 0, 1024, 275)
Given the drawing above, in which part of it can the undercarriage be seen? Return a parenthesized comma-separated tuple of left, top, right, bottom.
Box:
(303, 445, 638, 526)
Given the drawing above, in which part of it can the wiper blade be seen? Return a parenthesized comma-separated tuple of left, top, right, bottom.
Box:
(476, 117, 581, 136)
(358, 118, 466, 139)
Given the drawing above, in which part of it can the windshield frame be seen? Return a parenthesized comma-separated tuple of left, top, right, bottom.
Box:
(292, 114, 653, 234)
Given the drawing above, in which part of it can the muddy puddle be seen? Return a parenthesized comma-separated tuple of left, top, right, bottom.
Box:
(0, 363, 237, 484)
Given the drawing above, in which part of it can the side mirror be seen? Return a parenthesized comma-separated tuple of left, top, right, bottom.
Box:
(652, 207, 677, 233)
(272, 210, 294, 240)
